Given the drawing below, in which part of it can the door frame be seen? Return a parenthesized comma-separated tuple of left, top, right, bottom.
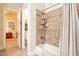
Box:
(3, 7, 21, 49)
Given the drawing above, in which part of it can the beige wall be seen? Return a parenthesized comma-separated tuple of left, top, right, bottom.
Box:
(46, 7, 63, 47)
(36, 7, 63, 47)
(0, 7, 4, 48)
(36, 10, 42, 45)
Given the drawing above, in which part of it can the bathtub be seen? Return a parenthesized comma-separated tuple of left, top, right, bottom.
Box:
(31, 43, 60, 56)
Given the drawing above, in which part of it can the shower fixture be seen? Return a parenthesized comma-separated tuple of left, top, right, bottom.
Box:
(40, 13, 48, 28)
(40, 12, 48, 44)
(40, 3, 60, 45)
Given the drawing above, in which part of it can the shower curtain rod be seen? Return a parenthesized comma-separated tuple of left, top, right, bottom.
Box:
(42, 3, 61, 12)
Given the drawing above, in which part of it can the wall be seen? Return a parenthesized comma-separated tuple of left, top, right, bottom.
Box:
(46, 7, 63, 47)
(0, 6, 3, 49)
(0, 5, 5, 49)
(28, 3, 45, 55)
(36, 10, 42, 45)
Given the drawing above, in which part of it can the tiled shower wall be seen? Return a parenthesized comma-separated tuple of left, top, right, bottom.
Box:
(36, 7, 63, 47)
(46, 7, 63, 47)
(36, 10, 42, 45)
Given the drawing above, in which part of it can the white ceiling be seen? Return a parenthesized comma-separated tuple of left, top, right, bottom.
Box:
(0, 3, 27, 12)
(6, 3, 27, 11)
(0, 3, 60, 12)
(45, 3, 58, 9)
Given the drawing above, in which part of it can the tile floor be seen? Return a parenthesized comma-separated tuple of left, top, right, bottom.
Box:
(0, 46, 27, 56)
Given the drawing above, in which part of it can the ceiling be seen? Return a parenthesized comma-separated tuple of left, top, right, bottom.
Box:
(0, 3, 28, 12)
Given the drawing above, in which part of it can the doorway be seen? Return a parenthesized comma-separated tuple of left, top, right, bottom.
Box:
(0, 3, 28, 56)
(4, 8, 18, 48)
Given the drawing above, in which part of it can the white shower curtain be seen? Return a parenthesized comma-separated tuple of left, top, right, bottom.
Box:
(61, 3, 78, 56)
(60, 3, 70, 56)
(69, 3, 78, 56)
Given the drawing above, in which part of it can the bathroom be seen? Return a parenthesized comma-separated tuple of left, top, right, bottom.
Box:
(0, 3, 79, 56)
(28, 3, 79, 56)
